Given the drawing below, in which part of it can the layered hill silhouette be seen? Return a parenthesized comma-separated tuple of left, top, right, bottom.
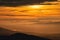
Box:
(0, 28, 50, 40)
(0, 28, 16, 36)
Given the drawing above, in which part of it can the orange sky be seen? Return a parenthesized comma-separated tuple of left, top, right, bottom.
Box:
(0, 3, 60, 37)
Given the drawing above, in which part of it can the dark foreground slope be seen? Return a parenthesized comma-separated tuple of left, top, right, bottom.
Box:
(0, 33, 50, 40)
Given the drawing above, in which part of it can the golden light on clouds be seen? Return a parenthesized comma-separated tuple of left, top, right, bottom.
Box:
(0, 1, 60, 17)
(0, 5, 60, 17)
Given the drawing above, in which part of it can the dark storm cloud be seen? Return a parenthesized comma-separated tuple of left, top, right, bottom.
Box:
(0, 0, 57, 6)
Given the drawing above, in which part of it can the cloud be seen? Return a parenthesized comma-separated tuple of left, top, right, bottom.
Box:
(40, 1, 59, 5)
(0, 0, 57, 6)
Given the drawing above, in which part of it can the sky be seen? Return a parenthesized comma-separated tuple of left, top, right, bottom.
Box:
(0, 0, 60, 37)
(0, 5, 60, 35)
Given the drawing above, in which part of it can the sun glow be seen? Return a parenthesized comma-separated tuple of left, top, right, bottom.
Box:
(28, 5, 43, 9)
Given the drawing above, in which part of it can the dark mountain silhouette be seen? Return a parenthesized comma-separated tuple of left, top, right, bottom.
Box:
(9, 33, 50, 40)
(0, 28, 50, 40)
